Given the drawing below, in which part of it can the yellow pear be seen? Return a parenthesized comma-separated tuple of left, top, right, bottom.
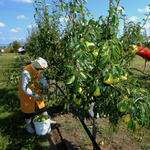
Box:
(92, 49, 98, 57)
(113, 78, 119, 84)
(120, 75, 127, 80)
(93, 87, 101, 97)
(78, 87, 83, 94)
(85, 41, 95, 52)
(103, 74, 114, 84)
(124, 114, 131, 123)
(125, 73, 128, 77)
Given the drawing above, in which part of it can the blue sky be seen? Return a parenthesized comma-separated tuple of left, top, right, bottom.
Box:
(0, 0, 150, 46)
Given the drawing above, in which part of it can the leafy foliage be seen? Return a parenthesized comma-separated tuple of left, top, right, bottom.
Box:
(24, 0, 150, 133)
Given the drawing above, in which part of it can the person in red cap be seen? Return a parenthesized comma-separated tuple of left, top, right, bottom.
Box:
(18, 57, 56, 133)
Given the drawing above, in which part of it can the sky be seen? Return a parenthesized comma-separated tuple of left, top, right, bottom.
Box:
(0, 0, 150, 46)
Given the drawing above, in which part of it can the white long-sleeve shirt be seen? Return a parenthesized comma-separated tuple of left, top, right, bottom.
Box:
(22, 70, 48, 97)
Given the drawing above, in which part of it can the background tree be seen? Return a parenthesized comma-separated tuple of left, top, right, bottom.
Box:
(12, 41, 21, 53)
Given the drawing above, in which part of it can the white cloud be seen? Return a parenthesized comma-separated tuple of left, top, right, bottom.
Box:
(10, 37, 18, 40)
(12, 0, 32, 3)
(0, 22, 5, 27)
(128, 16, 138, 22)
(117, 6, 124, 13)
(10, 29, 18, 33)
(0, 32, 2, 34)
(16, 27, 22, 30)
(138, 6, 150, 12)
(143, 23, 150, 29)
(16, 15, 28, 20)
(2, 38, 6, 40)
(60, 17, 69, 23)
(27, 24, 37, 29)
(138, 9, 143, 12)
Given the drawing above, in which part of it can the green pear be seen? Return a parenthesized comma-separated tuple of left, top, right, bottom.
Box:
(92, 49, 98, 57)
(85, 41, 95, 52)
(104, 74, 114, 85)
(124, 114, 131, 123)
(135, 120, 140, 130)
(93, 87, 101, 97)
(78, 87, 83, 94)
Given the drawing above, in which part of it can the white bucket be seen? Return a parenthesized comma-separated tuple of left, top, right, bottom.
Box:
(33, 115, 51, 135)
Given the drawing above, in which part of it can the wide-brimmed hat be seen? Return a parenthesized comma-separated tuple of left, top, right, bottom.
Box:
(32, 57, 48, 69)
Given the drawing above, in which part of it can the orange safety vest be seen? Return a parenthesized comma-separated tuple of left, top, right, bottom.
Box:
(18, 64, 45, 113)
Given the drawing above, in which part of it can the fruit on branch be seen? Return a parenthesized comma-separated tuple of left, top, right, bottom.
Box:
(85, 41, 95, 52)
(103, 73, 114, 84)
(120, 72, 128, 80)
(103, 73, 119, 85)
(113, 77, 120, 84)
(92, 49, 98, 57)
(75, 98, 82, 105)
(134, 120, 140, 130)
(120, 75, 127, 80)
(117, 103, 125, 113)
(100, 111, 104, 117)
(78, 87, 83, 94)
(124, 114, 131, 123)
(93, 87, 101, 97)
(101, 47, 108, 57)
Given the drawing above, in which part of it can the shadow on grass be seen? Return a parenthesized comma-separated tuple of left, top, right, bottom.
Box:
(0, 87, 79, 150)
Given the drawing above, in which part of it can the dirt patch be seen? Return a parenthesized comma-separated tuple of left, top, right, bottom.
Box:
(43, 106, 141, 150)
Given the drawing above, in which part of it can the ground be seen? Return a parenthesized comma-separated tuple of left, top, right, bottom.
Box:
(36, 104, 148, 150)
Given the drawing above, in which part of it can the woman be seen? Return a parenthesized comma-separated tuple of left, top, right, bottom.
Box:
(19, 57, 55, 133)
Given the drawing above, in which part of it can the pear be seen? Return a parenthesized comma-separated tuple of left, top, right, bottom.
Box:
(103, 74, 114, 85)
(78, 87, 83, 94)
(135, 120, 140, 130)
(113, 78, 119, 84)
(120, 75, 127, 80)
(100, 111, 104, 117)
(117, 103, 125, 113)
(85, 41, 95, 52)
(92, 49, 98, 57)
(124, 114, 131, 123)
(93, 87, 101, 97)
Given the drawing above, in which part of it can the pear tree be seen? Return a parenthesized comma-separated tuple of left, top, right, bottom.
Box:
(25, 0, 150, 139)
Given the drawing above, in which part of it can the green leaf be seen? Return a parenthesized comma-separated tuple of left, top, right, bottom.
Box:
(86, 72, 93, 79)
(67, 75, 76, 85)
(109, 125, 114, 137)
(73, 50, 82, 60)
(102, 67, 109, 76)
(35, 1, 42, 3)
(60, 4, 65, 11)
(83, 0, 88, 3)
(45, 4, 51, 7)
(80, 72, 87, 80)
(127, 120, 132, 129)
(88, 18, 95, 25)
(34, 14, 37, 18)
(32, 88, 36, 96)
(69, 42, 76, 49)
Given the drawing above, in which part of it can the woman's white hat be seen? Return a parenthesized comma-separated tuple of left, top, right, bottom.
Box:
(32, 57, 48, 69)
